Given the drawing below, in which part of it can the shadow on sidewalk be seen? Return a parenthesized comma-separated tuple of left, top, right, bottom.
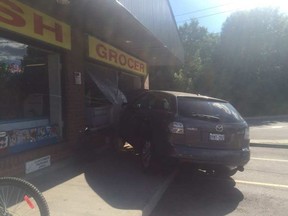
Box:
(150, 163, 244, 216)
(26, 146, 174, 215)
(83, 149, 173, 211)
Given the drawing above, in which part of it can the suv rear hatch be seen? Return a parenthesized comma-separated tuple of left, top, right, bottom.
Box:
(176, 97, 247, 150)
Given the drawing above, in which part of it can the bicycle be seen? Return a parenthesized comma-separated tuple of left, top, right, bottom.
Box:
(0, 176, 50, 216)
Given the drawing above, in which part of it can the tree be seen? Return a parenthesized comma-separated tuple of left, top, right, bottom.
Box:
(178, 19, 220, 94)
(216, 8, 288, 115)
(150, 19, 219, 94)
(151, 9, 288, 116)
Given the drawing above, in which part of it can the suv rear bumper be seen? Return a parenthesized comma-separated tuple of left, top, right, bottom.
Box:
(168, 145, 250, 167)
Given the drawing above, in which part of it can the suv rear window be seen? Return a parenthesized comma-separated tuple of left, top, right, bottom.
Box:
(177, 97, 244, 123)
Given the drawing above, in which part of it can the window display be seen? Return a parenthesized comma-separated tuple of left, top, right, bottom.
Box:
(0, 37, 62, 154)
(0, 37, 49, 121)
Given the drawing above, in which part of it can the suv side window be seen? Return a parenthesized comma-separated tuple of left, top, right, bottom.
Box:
(151, 94, 174, 112)
(132, 93, 155, 110)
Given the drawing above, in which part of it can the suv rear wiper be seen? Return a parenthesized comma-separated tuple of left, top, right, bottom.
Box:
(190, 114, 220, 122)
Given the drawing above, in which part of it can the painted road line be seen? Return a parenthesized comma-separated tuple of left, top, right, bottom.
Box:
(236, 180, 288, 189)
(251, 157, 288, 163)
(271, 126, 284, 129)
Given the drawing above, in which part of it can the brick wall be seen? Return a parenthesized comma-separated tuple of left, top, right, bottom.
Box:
(62, 28, 86, 147)
(0, 143, 72, 177)
(0, 28, 88, 177)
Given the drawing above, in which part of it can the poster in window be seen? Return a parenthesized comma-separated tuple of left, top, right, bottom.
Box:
(0, 132, 8, 150)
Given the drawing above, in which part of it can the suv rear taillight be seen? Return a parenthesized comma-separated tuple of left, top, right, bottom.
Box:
(169, 122, 184, 134)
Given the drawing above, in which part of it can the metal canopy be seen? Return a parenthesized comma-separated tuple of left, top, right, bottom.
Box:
(75, 0, 182, 66)
(17, 0, 182, 66)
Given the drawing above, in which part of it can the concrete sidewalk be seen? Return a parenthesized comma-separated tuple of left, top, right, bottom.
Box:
(246, 115, 288, 148)
(23, 118, 288, 216)
(25, 139, 286, 216)
(25, 147, 176, 216)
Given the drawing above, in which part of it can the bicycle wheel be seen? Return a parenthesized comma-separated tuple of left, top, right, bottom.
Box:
(0, 177, 50, 216)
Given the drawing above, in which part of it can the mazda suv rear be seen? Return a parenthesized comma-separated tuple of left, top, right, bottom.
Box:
(119, 90, 250, 176)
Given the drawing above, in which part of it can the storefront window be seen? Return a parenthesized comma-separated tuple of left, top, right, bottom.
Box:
(84, 64, 129, 129)
(0, 37, 62, 154)
(0, 38, 49, 121)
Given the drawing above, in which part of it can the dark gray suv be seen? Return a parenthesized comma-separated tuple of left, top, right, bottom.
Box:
(119, 90, 250, 176)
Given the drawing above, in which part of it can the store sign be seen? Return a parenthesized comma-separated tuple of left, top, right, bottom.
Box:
(88, 36, 147, 76)
(0, 0, 71, 50)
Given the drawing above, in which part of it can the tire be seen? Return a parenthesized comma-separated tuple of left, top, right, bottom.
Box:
(140, 139, 156, 171)
(76, 128, 94, 162)
(0, 177, 50, 216)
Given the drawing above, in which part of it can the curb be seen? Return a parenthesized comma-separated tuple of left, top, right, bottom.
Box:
(244, 115, 288, 121)
(250, 143, 288, 149)
(142, 169, 178, 216)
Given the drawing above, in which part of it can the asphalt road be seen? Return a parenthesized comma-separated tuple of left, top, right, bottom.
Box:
(247, 115, 288, 144)
(150, 146, 288, 216)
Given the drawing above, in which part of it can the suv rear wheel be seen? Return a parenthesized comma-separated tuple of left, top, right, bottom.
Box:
(140, 139, 156, 171)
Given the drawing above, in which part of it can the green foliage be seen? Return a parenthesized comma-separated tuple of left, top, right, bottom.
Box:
(151, 8, 288, 116)
(217, 8, 288, 116)
(177, 19, 220, 95)
(150, 19, 220, 94)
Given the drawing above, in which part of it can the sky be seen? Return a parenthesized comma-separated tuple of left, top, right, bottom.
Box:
(169, 0, 288, 33)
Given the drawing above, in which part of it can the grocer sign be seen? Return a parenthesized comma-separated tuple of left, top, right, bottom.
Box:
(88, 36, 147, 76)
(0, 0, 71, 50)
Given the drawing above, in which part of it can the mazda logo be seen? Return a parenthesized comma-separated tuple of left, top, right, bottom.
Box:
(216, 125, 224, 132)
